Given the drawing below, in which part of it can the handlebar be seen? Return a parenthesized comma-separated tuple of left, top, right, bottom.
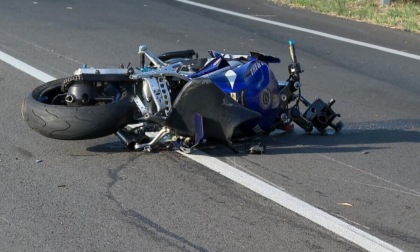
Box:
(287, 39, 302, 81)
(289, 40, 297, 64)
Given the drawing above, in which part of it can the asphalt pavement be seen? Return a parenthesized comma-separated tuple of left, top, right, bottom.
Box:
(1, 0, 419, 251)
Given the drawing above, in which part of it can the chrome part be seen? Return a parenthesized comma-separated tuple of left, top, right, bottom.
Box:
(65, 81, 95, 106)
(134, 127, 171, 151)
(65, 94, 73, 103)
(141, 77, 172, 116)
(158, 77, 172, 115)
(138, 45, 147, 52)
(73, 68, 136, 76)
(138, 45, 165, 67)
(115, 130, 138, 149)
(281, 94, 288, 102)
(133, 95, 149, 116)
(130, 63, 188, 81)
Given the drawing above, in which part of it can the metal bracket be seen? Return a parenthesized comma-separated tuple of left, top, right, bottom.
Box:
(133, 95, 149, 116)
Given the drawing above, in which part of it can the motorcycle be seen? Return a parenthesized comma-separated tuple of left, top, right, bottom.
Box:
(22, 40, 343, 153)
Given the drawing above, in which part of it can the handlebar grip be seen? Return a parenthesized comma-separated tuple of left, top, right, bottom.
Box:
(289, 40, 297, 63)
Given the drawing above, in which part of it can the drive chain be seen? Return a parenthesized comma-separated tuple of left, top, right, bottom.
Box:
(61, 75, 83, 92)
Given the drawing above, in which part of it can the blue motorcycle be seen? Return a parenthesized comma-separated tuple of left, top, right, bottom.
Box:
(22, 40, 342, 153)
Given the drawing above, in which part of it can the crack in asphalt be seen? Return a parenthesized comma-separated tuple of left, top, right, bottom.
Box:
(106, 155, 208, 252)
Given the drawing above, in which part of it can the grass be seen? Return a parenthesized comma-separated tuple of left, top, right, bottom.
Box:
(271, 0, 420, 33)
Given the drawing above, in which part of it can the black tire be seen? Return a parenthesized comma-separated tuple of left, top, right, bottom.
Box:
(22, 78, 136, 140)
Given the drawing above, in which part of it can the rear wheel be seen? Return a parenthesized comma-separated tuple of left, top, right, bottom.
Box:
(22, 78, 136, 140)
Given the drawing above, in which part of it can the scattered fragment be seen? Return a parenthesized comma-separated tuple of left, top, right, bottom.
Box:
(247, 143, 266, 154)
(33, 2, 38, 4)
(35, 159, 43, 163)
(337, 202, 353, 207)
(362, 151, 369, 155)
(58, 185, 66, 188)
(66, 6, 73, 10)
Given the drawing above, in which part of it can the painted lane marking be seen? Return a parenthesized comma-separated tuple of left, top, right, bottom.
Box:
(176, 0, 420, 61)
(178, 150, 403, 252)
(0, 51, 55, 83)
(1, 50, 403, 251)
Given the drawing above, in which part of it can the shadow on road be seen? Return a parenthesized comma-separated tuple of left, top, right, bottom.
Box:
(86, 119, 420, 155)
(86, 141, 135, 153)
(225, 119, 420, 156)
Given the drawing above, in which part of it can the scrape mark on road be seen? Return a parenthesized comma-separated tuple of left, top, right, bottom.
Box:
(106, 155, 208, 252)
(319, 154, 420, 197)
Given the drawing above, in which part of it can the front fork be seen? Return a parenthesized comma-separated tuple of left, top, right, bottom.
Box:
(284, 39, 343, 134)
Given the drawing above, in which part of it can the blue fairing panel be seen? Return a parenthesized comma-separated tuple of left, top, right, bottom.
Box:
(209, 60, 281, 133)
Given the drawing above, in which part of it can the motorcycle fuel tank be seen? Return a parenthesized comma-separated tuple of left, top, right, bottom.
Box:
(208, 60, 281, 134)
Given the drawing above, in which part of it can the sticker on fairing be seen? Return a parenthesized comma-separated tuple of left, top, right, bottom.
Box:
(225, 70, 237, 89)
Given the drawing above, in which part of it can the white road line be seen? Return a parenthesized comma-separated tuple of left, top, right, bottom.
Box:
(176, 0, 420, 61)
(0, 51, 55, 83)
(179, 150, 403, 252)
(1, 50, 403, 251)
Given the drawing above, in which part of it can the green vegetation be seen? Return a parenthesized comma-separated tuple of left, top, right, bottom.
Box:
(271, 0, 420, 33)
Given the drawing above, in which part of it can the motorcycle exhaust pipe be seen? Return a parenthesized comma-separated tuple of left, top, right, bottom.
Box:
(115, 130, 137, 149)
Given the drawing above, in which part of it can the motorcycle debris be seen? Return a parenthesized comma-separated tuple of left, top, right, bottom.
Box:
(337, 202, 353, 207)
(247, 143, 266, 154)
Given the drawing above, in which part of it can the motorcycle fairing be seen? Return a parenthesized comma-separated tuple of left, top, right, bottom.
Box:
(207, 60, 281, 133)
(187, 57, 230, 78)
(249, 51, 281, 64)
(165, 78, 261, 143)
